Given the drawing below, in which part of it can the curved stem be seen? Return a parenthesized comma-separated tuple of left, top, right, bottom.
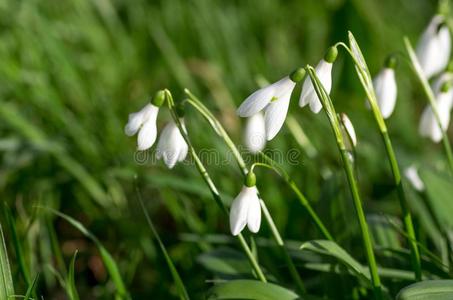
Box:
(164, 90, 267, 282)
(340, 36, 422, 280)
(307, 67, 382, 299)
(184, 89, 331, 238)
(252, 157, 334, 241)
(183, 89, 307, 294)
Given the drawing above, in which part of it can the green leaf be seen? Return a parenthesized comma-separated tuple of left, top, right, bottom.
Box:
(137, 189, 190, 300)
(46, 208, 129, 299)
(397, 280, 453, 300)
(67, 251, 80, 300)
(207, 280, 299, 300)
(300, 240, 371, 284)
(419, 168, 453, 231)
(197, 247, 254, 276)
(0, 224, 14, 299)
(24, 273, 40, 300)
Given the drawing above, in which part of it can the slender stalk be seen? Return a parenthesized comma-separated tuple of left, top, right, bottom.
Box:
(403, 37, 453, 175)
(183, 89, 307, 292)
(135, 186, 190, 300)
(338, 36, 422, 280)
(306, 67, 382, 299)
(255, 155, 333, 241)
(185, 89, 331, 238)
(164, 90, 267, 282)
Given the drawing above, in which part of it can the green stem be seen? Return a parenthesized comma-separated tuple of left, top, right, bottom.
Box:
(165, 90, 267, 282)
(185, 89, 331, 237)
(307, 67, 382, 299)
(183, 89, 308, 293)
(403, 37, 453, 175)
(254, 156, 333, 241)
(339, 37, 422, 280)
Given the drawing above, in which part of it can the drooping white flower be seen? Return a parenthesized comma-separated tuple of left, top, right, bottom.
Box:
(419, 73, 453, 143)
(416, 15, 451, 78)
(299, 59, 333, 113)
(229, 186, 261, 236)
(237, 76, 296, 141)
(373, 68, 397, 119)
(244, 112, 266, 153)
(339, 113, 357, 151)
(156, 119, 188, 169)
(404, 165, 425, 191)
(125, 103, 160, 151)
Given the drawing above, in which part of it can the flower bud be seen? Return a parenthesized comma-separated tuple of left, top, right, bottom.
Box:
(385, 55, 398, 69)
(245, 171, 256, 187)
(289, 68, 306, 83)
(151, 90, 166, 107)
(324, 46, 338, 63)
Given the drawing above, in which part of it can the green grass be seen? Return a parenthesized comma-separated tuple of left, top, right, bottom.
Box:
(1, 0, 453, 299)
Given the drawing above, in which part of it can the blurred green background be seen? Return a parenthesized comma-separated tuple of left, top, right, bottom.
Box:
(0, 0, 449, 299)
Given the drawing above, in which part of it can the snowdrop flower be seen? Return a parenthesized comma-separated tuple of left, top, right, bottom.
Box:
(419, 73, 453, 142)
(125, 91, 165, 151)
(237, 69, 305, 141)
(300, 46, 338, 113)
(156, 119, 188, 169)
(339, 113, 357, 151)
(244, 112, 266, 153)
(372, 57, 398, 119)
(404, 165, 425, 192)
(229, 172, 261, 236)
(416, 15, 451, 78)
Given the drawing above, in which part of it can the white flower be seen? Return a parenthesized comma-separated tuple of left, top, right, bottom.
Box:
(237, 76, 296, 141)
(229, 186, 261, 236)
(244, 112, 266, 153)
(156, 120, 188, 169)
(404, 165, 425, 191)
(125, 103, 160, 151)
(419, 73, 453, 143)
(416, 15, 451, 78)
(340, 113, 357, 151)
(373, 68, 397, 119)
(299, 59, 333, 113)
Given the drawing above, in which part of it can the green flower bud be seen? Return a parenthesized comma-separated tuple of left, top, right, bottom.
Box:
(151, 90, 166, 107)
(289, 68, 306, 83)
(324, 46, 338, 63)
(385, 55, 398, 69)
(245, 171, 256, 187)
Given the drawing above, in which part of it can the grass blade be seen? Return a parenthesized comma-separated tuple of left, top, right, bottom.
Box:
(67, 251, 80, 300)
(136, 187, 190, 300)
(24, 273, 40, 300)
(0, 224, 14, 299)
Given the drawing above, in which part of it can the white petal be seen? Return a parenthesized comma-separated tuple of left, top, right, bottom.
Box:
(229, 186, 252, 236)
(374, 68, 397, 119)
(404, 165, 425, 191)
(299, 60, 332, 113)
(237, 85, 275, 117)
(419, 97, 451, 143)
(124, 104, 158, 136)
(244, 112, 266, 153)
(137, 118, 158, 150)
(264, 88, 292, 140)
(416, 15, 451, 78)
(340, 113, 357, 150)
(246, 188, 261, 233)
(156, 120, 188, 169)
